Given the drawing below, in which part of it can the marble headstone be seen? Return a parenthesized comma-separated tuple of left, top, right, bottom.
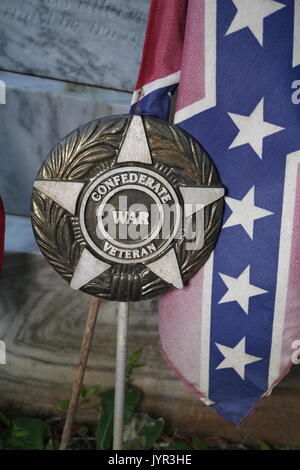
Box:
(0, 71, 131, 216)
(0, 0, 149, 91)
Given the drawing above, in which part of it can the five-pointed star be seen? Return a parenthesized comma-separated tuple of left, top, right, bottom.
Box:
(223, 186, 273, 239)
(226, 0, 286, 46)
(33, 115, 224, 291)
(228, 98, 284, 158)
(219, 266, 267, 314)
(216, 337, 263, 379)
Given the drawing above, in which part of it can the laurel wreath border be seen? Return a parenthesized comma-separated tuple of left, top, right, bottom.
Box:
(31, 115, 224, 301)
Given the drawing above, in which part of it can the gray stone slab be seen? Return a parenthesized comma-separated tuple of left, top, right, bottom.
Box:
(0, 0, 149, 91)
(4, 215, 40, 254)
(0, 71, 131, 216)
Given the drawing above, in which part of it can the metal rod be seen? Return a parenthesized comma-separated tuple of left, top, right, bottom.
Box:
(113, 302, 129, 450)
(59, 296, 101, 450)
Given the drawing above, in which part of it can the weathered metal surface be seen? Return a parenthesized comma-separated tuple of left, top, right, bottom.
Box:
(31, 114, 224, 301)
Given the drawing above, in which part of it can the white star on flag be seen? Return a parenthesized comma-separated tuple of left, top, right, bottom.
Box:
(223, 186, 273, 239)
(228, 98, 284, 158)
(226, 0, 286, 46)
(219, 266, 268, 314)
(216, 337, 263, 379)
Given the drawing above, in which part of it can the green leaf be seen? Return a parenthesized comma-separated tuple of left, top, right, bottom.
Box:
(80, 385, 87, 398)
(9, 418, 52, 450)
(138, 417, 164, 450)
(79, 426, 89, 437)
(124, 387, 142, 423)
(273, 445, 292, 450)
(95, 389, 114, 450)
(52, 440, 60, 450)
(123, 444, 134, 450)
(258, 441, 271, 450)
(129, 347, 143, 364)
(57, 401, 69, 411)
(95, 387, 141, 450)
(192, 437, 208, 450)
(168, 441, 192, 450)
(45, 438, 57, 450)
(126, 348, 145, 378)
(84, 386, 99, 397)
(14, 430, 30, 438)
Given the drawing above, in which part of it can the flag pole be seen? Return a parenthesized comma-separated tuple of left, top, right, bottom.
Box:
(59, 296, 101, 450)
(113, 301, 129, 450)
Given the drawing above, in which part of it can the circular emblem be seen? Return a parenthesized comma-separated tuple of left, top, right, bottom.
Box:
(80, 166, 181, 264)
(31, 114, 224, 301)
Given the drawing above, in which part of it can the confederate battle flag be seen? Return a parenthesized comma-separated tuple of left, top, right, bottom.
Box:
(132, 0, 300, 425)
